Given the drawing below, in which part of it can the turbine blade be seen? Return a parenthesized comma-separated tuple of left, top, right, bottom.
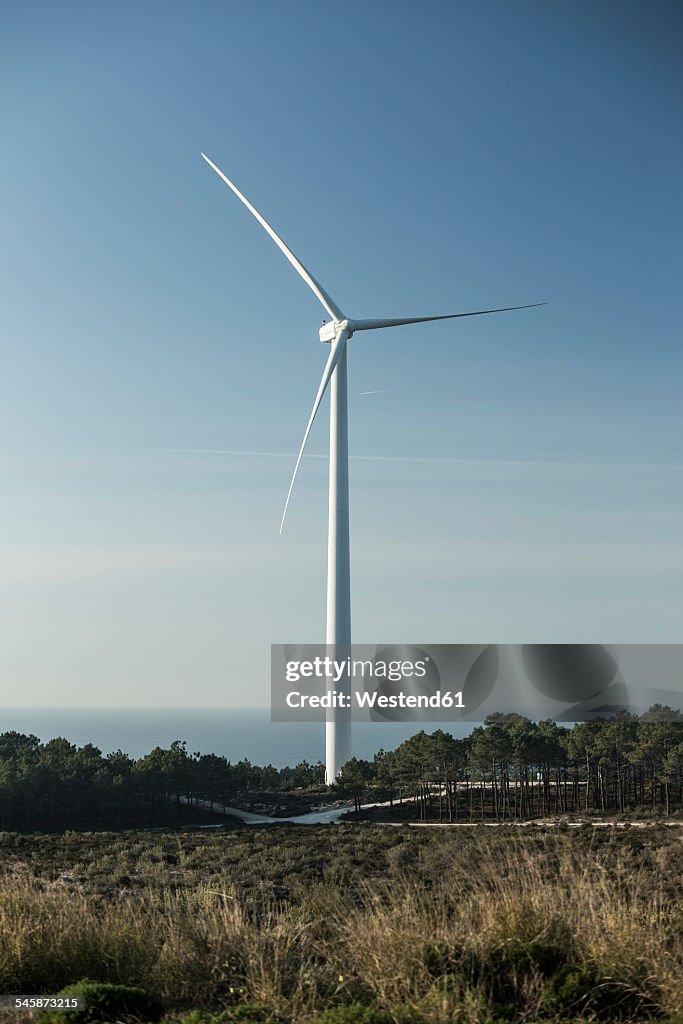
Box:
(201, 153, 345, 322)
(280, 330, 349, 534)
(352, 303, 546, 332)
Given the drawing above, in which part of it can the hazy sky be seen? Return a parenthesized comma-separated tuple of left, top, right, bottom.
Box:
(1, 1, 681, 707)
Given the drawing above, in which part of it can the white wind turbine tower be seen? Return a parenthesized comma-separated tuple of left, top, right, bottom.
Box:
(201, 153, 544, 783)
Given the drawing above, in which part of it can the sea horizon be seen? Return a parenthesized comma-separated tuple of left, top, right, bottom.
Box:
(0, 706, 473, 769)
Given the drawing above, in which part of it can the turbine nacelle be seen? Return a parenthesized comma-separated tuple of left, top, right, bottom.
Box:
(319, 320, 338, 343)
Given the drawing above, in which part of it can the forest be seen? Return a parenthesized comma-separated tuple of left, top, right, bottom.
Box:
(0, 706, 681, 830)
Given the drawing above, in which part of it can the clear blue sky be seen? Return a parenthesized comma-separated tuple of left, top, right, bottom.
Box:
(1, 0, 681, 707)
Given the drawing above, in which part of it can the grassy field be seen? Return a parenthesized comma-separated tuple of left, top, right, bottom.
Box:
(1, 824, 682, 1024)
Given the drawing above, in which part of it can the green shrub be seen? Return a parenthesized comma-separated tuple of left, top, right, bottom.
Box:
(36, 979, 164, 1024)
(170, 1008, 280, 1024)
(540, 963, 660, 1020)
(485, 940, 568, 1006)
(422, 941, 459, 979)
(483, 942, 661, 1021)
(310, 1009, 408, 1024)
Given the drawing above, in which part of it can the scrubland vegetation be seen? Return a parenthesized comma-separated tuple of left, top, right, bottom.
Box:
(1, 709, 682, 1022)
(1, 825, 683, 1023)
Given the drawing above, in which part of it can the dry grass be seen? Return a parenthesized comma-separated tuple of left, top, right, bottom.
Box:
(0, 833, 681, 1022)
(336, 843, 683, 1021)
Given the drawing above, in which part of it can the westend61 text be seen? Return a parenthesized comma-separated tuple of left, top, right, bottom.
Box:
(285, 690, 465, 710)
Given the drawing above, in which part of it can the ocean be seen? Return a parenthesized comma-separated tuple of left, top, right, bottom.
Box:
(0, 708, 473, 768)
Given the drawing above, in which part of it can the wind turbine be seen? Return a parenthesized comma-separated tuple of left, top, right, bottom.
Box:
(201, 152, 544, 783)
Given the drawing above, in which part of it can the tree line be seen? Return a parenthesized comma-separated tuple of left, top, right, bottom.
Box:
(0, 706, 681, 830)
(0, 734, 323, 830)
(339, 707, 683, 821)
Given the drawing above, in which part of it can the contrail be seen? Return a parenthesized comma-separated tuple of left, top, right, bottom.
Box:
(86, 446, 682, 472)
(359, 389, 386, 396)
